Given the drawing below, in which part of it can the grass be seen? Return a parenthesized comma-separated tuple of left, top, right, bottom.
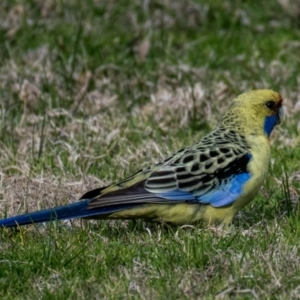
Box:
(0, 0, 300, 298)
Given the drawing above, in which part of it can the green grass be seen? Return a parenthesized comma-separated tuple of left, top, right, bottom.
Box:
(0, 0, 300, 298)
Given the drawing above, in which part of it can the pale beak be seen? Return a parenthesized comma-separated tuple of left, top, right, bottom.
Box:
(276, 106, 284, 125)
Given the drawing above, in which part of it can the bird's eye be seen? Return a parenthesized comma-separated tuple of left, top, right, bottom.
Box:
(265, 101, 276, 110)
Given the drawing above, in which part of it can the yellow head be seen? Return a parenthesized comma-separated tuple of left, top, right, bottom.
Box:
(221, 89, 283, 136)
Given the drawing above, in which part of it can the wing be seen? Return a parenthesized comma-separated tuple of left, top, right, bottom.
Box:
(145, 146, 252, 207)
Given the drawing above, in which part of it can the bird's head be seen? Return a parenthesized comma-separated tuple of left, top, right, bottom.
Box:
(221, 89, 283, 137)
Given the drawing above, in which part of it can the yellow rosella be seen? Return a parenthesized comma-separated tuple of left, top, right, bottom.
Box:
(0, 90, 283, 227)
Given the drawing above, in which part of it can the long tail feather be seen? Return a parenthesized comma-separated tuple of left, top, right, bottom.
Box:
(0, 201, 90, 227)
(0, 199, 137, 228)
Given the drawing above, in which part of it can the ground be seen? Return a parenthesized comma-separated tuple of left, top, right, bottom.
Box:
(0, 0, 300, 299)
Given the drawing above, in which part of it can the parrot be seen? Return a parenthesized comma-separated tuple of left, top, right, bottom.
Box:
(0, 89, 283, 228)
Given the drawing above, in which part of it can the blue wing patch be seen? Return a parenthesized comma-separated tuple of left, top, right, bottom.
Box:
(196, 172, 251, 207)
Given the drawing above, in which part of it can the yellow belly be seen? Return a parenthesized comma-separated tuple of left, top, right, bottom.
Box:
(107, 203, 237, 225)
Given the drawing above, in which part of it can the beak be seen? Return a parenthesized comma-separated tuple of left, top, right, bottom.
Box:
(276, 106, 284, 125)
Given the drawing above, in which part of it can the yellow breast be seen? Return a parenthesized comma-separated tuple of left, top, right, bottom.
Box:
(233, 135, 270, 211)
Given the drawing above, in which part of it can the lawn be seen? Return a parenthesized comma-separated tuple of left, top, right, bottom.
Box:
(0, 0, 300, 298)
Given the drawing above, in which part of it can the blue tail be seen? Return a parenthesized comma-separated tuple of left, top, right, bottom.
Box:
(0, 200, 135, 228)
(0, 200, 91, 227)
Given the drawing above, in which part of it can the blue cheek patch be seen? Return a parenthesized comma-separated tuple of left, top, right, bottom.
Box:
(264, 115, 277, 136)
